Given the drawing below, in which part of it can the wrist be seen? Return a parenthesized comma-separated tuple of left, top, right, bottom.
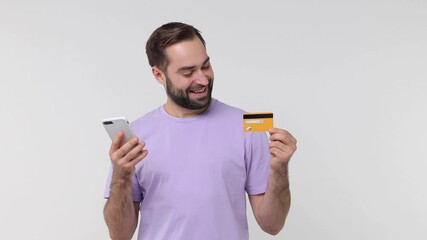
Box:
(270, 162, 289, 176)
(111, 169, 134, 182)
(110, 173, 133, 188)
(109, 177, 133, 197)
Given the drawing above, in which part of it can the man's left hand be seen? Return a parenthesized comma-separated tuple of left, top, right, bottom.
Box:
(268, 128, 297, 172)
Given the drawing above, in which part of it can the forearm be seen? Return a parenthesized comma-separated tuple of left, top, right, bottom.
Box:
(104, 178, 139, 240)
(258, 166, 291, 235)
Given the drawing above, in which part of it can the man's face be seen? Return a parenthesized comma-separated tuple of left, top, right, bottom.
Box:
(162, 37, 214, 110)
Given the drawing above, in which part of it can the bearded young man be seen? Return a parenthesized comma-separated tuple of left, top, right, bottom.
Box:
(103, 22, 297, 240)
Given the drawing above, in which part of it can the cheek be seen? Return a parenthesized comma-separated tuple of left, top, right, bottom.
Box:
(207, 68, 214, 77)
(172, 77, 193, 90)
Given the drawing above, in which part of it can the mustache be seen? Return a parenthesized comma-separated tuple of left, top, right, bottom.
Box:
(187, 79, 214, 92)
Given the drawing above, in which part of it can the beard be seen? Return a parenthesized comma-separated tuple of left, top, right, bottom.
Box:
(165, 75, 214, 110)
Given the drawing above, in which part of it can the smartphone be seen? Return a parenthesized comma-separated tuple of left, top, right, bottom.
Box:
(102, 117, 135, 147)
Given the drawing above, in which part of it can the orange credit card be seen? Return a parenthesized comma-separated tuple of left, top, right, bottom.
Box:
(243, 112, 274, 132)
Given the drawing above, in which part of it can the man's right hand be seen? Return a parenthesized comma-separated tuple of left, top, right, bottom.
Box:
(109, 131, 148, 180)
(105, 132, 146, 240)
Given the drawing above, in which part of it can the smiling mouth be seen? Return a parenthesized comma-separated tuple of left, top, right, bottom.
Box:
(189, 87, 206, 94)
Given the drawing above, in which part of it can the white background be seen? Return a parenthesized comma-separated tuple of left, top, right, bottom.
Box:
(1, 0, 426, 239)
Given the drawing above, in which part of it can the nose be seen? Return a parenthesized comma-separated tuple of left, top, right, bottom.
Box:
(193, 69, 210, 85)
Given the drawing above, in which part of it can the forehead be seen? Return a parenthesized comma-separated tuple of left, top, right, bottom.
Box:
(165, 38, 208, 71)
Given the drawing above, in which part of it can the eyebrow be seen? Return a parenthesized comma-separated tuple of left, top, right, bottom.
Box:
(177, 57, 210, 72)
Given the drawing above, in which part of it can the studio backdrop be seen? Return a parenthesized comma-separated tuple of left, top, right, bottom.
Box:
(1, 0, 426, 239)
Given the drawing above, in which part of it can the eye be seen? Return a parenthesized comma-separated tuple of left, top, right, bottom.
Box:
(202, 63, 210, 70)
(182, 71, 193, 77)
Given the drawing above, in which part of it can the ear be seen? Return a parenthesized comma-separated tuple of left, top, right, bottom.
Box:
(152, 66, 166, 85)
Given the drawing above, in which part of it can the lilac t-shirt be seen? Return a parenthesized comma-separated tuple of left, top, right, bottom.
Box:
(104, 99, 270, 240)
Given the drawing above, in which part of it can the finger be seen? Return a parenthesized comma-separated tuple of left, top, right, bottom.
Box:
(121, 142, 146, 163)
(112, 136, 140, 160)
(268, 128, 290, 137)
(270, 138, 297, 154)
(288, 133, 297, 144)
(282, 135, 297, 146)
(269, 141, 287, 152)
(270, 143, 297, 155)
(269, 133, 287, 143)
(269, 146, 282, 157)
(268, 127, 287, 134)
(270, 144, 296, 160)
(109, 131, 124, 156)
(125, 149, 148, 167)
(269, 129, 297, 145)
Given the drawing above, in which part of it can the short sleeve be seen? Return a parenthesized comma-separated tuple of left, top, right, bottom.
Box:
(244, 132, 271, 195)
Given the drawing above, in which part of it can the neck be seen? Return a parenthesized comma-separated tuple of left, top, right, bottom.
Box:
(163, 98, 209, 118)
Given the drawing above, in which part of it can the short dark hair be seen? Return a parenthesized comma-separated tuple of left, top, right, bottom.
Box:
(146, 22, 206, 72)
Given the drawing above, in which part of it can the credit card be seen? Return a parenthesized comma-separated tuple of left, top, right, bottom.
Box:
(243, 112, 274, 132)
